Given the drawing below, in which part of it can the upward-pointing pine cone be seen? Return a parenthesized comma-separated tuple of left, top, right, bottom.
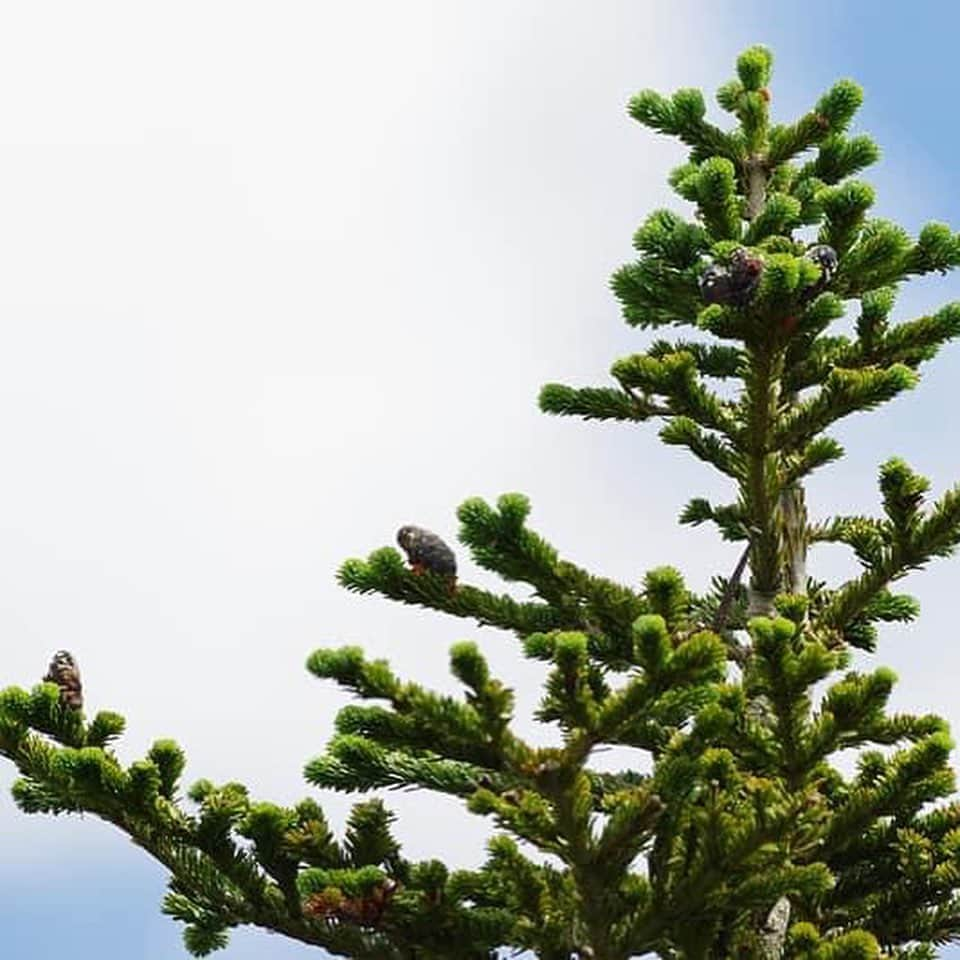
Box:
(396, 526, 457, 580)
(44, 650, 83, 710)
(698, 248, 764, 308)
(799, 244, 838, 304)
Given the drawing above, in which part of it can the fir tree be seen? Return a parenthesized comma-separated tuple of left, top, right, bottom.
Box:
(5, 45, 960, 960)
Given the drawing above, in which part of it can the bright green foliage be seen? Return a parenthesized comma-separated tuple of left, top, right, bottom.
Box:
(5, 45, 960, 960)
(0, 683, 512, 958)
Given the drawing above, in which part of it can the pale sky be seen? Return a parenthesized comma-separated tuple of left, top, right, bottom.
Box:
(3, 3, 960, 958)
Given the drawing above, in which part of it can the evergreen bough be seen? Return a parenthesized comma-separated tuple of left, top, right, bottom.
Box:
(5, 46, 960, 959)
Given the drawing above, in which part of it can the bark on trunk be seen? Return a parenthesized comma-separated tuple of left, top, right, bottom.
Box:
(758, 896, 791, 959)
(742, 155, 798, 960)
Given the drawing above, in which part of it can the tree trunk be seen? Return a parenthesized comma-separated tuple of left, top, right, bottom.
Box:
(758, 896, 791, 959)
(742, 154, 798, 959)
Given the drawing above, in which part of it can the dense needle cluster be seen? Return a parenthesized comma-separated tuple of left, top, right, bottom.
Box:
(5, 46, 960, 960)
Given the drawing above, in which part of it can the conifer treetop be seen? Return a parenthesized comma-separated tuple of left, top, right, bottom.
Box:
(4, 45, 960, 960)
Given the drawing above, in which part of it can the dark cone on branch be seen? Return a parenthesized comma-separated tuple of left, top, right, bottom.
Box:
(44, 650, 83, 710)
(799, 244, 838, 305)
(699, 248, 764, 308)
(396, 525, 457, 581)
